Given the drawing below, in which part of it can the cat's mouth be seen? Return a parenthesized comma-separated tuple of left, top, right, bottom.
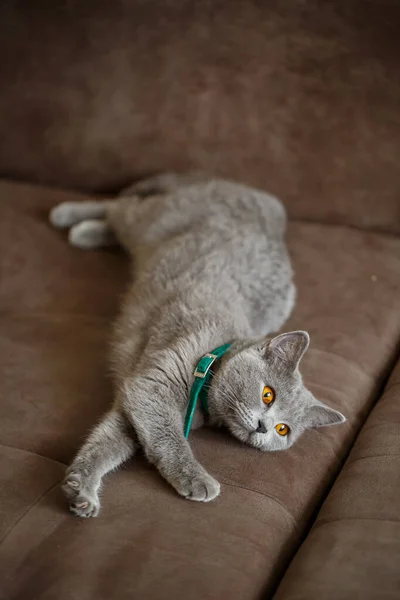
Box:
(248, 431, 268, 449)
(228, 418, 263, 445)
(225, 419, 251, 443)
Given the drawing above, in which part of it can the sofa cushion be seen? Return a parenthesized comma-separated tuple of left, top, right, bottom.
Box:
(1, 2, 400, 234)
(0, 180, 399, 599)
(274, 358, 400, 600)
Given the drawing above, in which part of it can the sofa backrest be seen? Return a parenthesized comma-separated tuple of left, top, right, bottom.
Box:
(1, 1, 399, 234)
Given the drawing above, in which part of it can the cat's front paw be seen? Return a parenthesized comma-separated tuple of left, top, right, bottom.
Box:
(50, 202, 80, 229)
(62, 471, 100, 518)
(176, 470, 221, 502)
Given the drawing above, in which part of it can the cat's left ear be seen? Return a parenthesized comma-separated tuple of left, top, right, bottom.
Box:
(265, 330, 310, 371)
(307, 402, 346, 429)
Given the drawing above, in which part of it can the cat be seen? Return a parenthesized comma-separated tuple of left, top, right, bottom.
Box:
(50, 172, 345, 518)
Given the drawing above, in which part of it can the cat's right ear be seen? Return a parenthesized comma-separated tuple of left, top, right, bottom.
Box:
(261, 331, 310, 371)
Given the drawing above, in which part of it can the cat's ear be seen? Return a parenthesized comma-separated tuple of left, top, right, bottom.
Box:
(265, 331, 310, 371)
(307, 402, 346, 429)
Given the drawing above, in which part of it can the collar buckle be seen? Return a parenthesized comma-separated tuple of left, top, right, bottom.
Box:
(193, 353, 218, 378)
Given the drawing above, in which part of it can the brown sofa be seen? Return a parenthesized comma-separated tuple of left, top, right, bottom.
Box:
(0, 2, 399, 599)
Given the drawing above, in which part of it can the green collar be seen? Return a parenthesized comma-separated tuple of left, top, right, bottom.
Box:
(184, 343, 232, 438)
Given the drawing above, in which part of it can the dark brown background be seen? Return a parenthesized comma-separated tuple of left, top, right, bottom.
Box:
(1, 0, 399, 232)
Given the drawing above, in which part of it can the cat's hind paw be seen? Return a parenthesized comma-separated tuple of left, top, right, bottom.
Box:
(68, 220, 116, 249)
(62, 472, 100, 518)
(49, 200, 110, 230)
(50, 202, 84, 229)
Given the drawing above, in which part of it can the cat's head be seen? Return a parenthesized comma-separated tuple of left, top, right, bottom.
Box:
(208, 331, 345, 451)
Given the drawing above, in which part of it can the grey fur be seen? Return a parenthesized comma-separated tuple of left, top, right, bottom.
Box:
(50, 173, 345, 517)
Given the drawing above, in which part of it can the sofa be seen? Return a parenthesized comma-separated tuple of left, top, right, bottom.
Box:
(0, 2, 399, 599)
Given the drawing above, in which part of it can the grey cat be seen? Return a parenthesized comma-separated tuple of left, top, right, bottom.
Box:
(50, 172, 345, 518)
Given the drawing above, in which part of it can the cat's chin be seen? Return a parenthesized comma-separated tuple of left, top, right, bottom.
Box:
(231, 428, 272, 452)
(225, 421, 259, 447)
(247, 432, 270, 450)
(228, 424, 279, 452)
(211, 415, 280, 452)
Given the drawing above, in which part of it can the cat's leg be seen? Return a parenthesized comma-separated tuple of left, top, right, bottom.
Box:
(105, 197, 142, 252)
(62, 409, 137, 517)
(106, 187, 206, 254)
(50, 200, 113, 229)
(119, 171, 209, 197)
(113, 172, 210, 250)
(152, 433, 220, 502)
(123, 379, 220, 502)
(145, 425, 220, 502)
(104, 171, 210, 253)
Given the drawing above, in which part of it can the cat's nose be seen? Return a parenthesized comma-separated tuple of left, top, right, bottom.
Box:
(256, 420, 267, 434)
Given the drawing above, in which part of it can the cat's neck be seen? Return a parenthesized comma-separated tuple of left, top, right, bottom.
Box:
(181, 312, 248, 366)
(166, 308, 249, 407)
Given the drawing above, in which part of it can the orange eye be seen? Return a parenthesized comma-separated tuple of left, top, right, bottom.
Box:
(275, 423, 290, 436)
(262, 386, 275, 405)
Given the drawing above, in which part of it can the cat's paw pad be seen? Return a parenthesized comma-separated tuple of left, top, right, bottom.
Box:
(179, 472, 221, 502)
(49, 202, 79, 229)
(62, 472, 83, 499)
(62, 472, 100, 518)
(70, 493, 100, 518)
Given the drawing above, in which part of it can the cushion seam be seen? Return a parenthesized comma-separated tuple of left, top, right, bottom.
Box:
(314, 515, 400, 530)
(0, 481, 61, 547)
(342, 452, 400, 468)
(0, 442, 67, 467)
(219, 480, 299, 531)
